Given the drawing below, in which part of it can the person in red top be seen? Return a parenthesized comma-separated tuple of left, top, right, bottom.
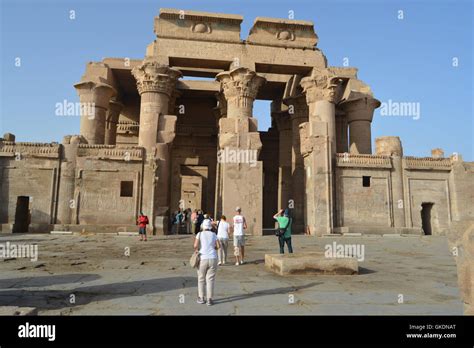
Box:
(137, 212, 149, 241)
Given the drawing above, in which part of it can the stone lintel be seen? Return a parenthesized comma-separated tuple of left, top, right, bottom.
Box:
(155, 9, 243, 44)
(247, 17, 318, 49)
(177, 80, 220, 93)
(102, 57, 143, 70)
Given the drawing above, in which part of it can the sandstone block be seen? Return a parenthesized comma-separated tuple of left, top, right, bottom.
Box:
(265, 252, 358, 276)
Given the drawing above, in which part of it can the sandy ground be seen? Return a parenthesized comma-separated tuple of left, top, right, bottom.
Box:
(0, 233, 463, 315)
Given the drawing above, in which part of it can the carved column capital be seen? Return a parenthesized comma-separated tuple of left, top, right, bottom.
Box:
(132, 59, 182, 96)
(216, 67, 266, 110)
(300, 68, 344, 104)
(108, 99, 123, 116)
(339, 96, 380, 123)
(283, 94, 308, 120)
(105, 99, 124, 130)
(74, 80, 116, 109)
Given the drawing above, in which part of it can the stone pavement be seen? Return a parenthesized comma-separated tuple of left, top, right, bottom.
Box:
(0, 233, 463, 315)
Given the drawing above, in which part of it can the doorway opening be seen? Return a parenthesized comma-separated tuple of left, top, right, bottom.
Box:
(13, 196, 30, 233)
(421, 202, 434, 235)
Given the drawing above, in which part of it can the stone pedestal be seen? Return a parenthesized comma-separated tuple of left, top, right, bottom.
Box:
(340, 97, 380, 155)
(216, 67, 265, 235)
(265, 252, 358, 276)
(132, 59, 181, 234)
(74, 81, 116, 145)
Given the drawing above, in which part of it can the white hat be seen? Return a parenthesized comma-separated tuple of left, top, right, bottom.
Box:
(235, 206, 241, 212)
(202, 220, 212, 231)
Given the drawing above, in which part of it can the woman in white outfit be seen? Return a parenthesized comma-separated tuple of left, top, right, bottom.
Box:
(216, 215, 230, 265)
(193, 220, 220, 306)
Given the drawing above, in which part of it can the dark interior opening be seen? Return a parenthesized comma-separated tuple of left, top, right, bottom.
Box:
(13, 196, 30, 233)
(421, 202, 434, 235)
(120, 181, 134, 197)
(362, 176, 371, 187)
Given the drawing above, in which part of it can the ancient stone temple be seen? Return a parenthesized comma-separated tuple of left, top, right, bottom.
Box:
(0, 8, 472, 237)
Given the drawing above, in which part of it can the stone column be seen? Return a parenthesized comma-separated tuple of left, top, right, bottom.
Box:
(336, 109, 348, 153)
(272, 101, 292, 212)
(283, 94, 308, 233)
(376, 136, 406, 228)
(132, 59, 181, 235)
(340, 97, 380, 154)
(104, 99, 124, 145)
(300, 69, 342, 235)
(74, 81, 116, 145)
(213, 93, 227, 218)
(132, 60, 181, 152)
(56, 135, 86, 225)
(216, 67, 266, 235)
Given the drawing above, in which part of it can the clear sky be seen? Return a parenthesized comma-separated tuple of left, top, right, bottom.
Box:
(1, 0, 472, 160)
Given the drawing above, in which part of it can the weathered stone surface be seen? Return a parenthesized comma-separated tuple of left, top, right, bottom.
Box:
(265, 252, 358, 276)
(0, 306, 38, 316)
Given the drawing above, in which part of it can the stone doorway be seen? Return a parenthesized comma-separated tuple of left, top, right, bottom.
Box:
(13, 196, 30, 233)
(180, 175, 202, 213)
(421, 202, 434, 235)
(179, 165, 209, 213)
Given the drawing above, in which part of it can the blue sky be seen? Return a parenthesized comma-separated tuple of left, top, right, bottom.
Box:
(1, 0, 472, 160)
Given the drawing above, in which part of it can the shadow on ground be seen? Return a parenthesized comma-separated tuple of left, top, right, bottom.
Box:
(0, 274, 101, 289)
(0, 276, 196, 310)
(214, 282, 322, 304)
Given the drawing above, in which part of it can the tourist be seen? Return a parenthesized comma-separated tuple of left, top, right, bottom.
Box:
(273, 208, 293, 254)
(216, 215, 230, 265)
(172, 209, 184, 234)
(191, 209, 198, 234)
(232, 207, 247, 265)
(136, 212, 149, 242)
(195, 210, 204, 233)
(185, 208, 192, 234)
(194, 220, 220, 306)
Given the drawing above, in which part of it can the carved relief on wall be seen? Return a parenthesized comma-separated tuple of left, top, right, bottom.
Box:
(191, 22, 212, 34)
(276, 30, 295, 41)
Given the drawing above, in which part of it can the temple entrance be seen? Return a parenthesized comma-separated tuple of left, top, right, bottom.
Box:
(179, 165, 208, 213)
(180, 175, 203, 213)
(421, 202, 433, 235)
(13, 196, 30, 233)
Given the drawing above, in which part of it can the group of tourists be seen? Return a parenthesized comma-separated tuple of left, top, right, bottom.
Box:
(193, 206, 293, 306)
(136, 205, 294, 306)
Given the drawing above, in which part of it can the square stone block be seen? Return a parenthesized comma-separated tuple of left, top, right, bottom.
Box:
(219, 118, 237, 133)
(265, 252, 358, 276)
